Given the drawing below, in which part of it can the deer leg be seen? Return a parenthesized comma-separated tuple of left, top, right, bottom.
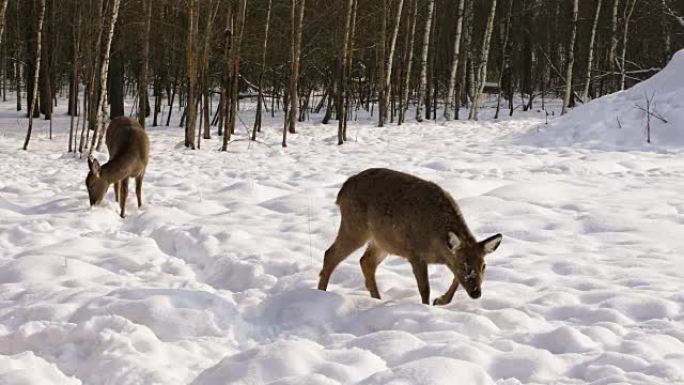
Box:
(410, 260, 430, 305)
(135, 175, 144, 208)
(318, 225, 366, 291)
(433, 276, 459, 306)
(119, 178, 129, 218)
(113, 181, 120, 202)
(360, 243, 388, 299)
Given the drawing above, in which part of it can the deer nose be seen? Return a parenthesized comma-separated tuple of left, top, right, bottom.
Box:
(470, 288, 481, 299)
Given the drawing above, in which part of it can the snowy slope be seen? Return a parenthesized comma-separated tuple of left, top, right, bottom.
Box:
(520, 49, 684, 149)
(1, 100, 684, 385)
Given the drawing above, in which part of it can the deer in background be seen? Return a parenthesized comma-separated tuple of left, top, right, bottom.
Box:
(86, 117, 150, 218)
(318, 168, 503, 305)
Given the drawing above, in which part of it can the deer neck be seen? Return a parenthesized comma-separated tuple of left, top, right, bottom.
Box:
(100, 155, 135, 183)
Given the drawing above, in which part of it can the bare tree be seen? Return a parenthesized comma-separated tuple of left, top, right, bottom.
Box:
(607, 0, 620, 92)
(562, 0, 579, 115)
(185, 0, 198, 149)
(22, 0, 46, 151)
(444, 0, 466, 121)
(415, 0, 434, 122)
(138, 0, 153, 129)
(582, 0, 602, 101)
(92, 0, 122, 153)
(399, 0, 417, 125)
(469, 0, 497, 121)
(286, 0, 306, 141)
(380, 0, 404, 126)
(253, 0, 273, 139)
(620, 0, 638, 90)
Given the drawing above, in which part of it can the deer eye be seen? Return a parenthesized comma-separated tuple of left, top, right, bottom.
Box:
(483, 264, 487, 271)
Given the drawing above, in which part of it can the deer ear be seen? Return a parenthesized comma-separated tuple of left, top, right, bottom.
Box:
(88, 156, 101, 178)
(481, 233, 503, 254)
(448, 232, 461, 253)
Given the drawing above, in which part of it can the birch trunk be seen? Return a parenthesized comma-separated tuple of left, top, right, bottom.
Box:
(253, 0, 272, 139)
(561, 0, 579, 115)
(607, 0, 620, 93)
(494, 0, 512, 120)
(381, 0, 404, 126)
(469, 0, 497, 121)
(138, 0, 152, 128)
(582, 0, 602, 100)
(620, 0, 638, 90)
(399, 0, 417, 125)
(286, 0, 305, 139)
(22, 0, 46, 151)
(93, 0, 122, 152)
(415, 0, 434, 122)
(338, 0, 354, 144)
(444, 0, 465, 120)
(377, 2, 387, 127)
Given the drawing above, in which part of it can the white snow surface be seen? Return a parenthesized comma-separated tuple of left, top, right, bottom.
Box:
(520, 49, 684, 149)
(1, 96, 684, 385)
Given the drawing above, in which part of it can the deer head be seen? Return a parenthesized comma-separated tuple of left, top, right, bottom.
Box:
(86, 155, 109, 206)
(447, 232, 502, 299)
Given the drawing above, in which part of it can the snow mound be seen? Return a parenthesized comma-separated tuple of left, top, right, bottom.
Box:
(520, 49, 684, 149)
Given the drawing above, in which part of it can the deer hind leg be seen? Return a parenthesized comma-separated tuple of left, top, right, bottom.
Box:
(410, 259, 430, 304)
(135, 174, 144, 208)
(114, 181, 120, 202)
(360, 242, 388, 299)
(318, 219, 367, 291)
(119, 178, 129, 218)
(433, 276, 459, 306)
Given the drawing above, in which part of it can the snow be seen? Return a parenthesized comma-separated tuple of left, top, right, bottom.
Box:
(520, 49, 684, 149)
(0, 89, 684, 385)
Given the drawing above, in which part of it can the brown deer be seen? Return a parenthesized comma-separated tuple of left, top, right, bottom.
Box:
(86, 117, 150, 218)
(318, 168, 502, 305)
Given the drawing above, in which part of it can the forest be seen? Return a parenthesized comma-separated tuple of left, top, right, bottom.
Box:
(3, 0, 683, 151)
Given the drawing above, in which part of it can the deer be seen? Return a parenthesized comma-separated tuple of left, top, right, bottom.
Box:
(318, 168, 502, 305)
(86, 117, 150, 218)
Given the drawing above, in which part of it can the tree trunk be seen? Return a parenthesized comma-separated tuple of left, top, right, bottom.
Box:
(561, 0, 579, 115)
(469, 0, 497, 121)
(444, 0, 465, 120)
(495, 0, 512, 120)
(22, 0, 46, 151)
(109, 52, 125, 118)
(338, 0, 355, 144)
(138, 0, 153, 128)
(399, 0, 417, 125)
(377, 2, 387, 127)
(185, 0, 198, 149)
(69, 7, 81, 152)
(91, 0, 122, 154)
(415, 0, 434, 122)
(286, 0, 305, 139)
(607, 0, 620, 93)
(619, 0, 638, 90)
(221, 4, 234, 150)
(379, 0, 404, 126)
(253, 0, 272, 139)
(582, 0, 602, 101)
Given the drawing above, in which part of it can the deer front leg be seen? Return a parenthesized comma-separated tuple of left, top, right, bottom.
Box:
(135, 174, 144, 208)
(119, 178, 129, 218)
(114, 181, 120, 202)
(433, 276, 459, 306)
(410, 260, 430, 305)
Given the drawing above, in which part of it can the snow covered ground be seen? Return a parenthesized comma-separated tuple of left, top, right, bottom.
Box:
(0, 92, 683, 385)
(521, 49, 684, 150)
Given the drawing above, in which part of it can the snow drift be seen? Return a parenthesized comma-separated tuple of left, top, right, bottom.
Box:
(520, 49, 684, 149)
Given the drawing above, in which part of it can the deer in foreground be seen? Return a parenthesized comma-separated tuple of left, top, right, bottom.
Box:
(86, 117, 150, 218)
(318, 168, 502, 305)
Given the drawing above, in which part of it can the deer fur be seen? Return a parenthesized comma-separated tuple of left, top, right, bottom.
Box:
(86, 117, 149, 218)
(318, 168, 502, 305)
